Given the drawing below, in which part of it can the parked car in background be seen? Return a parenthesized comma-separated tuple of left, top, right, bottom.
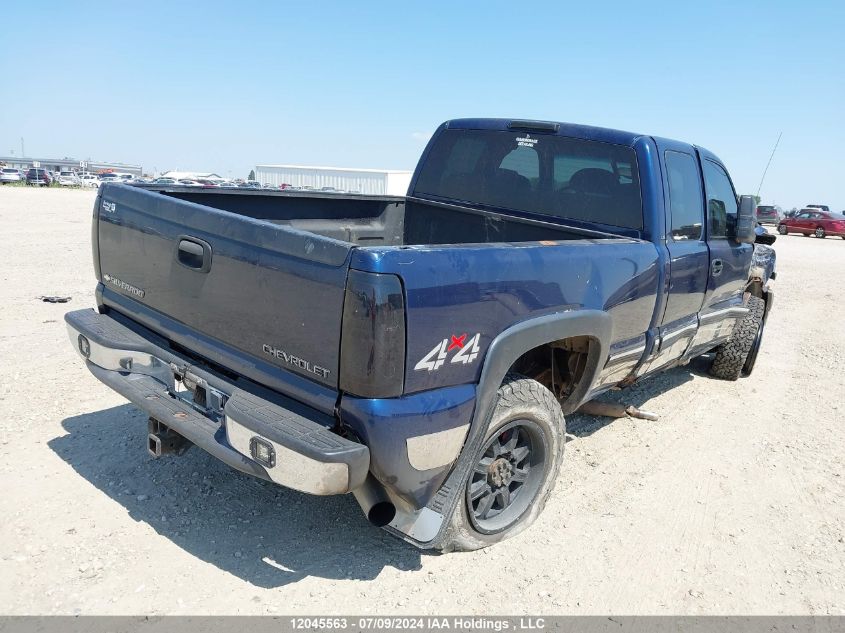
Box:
(152, 177, 177, 185)
(755, 205, 781, 225)
(806, 204, 830, 212)
(79, 173, 100, 188)
(99, 173, 122, 185)
(57, 171, 81, 187)
(778, 209, 845, 239)
(26, 168, 51, 186)
(1, 167, 23, 183)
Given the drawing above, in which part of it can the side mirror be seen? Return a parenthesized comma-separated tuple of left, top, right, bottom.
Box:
(735, 195, 756, 244)
(754, 224, 777, 245)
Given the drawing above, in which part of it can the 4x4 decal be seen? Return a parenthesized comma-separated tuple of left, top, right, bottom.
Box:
(414, 333, 481, 372)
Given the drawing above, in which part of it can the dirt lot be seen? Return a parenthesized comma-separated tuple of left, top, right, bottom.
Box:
(0, 187, 843, 615)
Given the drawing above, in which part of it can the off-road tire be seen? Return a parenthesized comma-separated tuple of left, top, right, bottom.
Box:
(437, 373, 565, 552)
(710, 296, 765, 381)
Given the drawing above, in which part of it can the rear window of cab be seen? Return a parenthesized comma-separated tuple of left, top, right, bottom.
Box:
(414, 129, 643, 230)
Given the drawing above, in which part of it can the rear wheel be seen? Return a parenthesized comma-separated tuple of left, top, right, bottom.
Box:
(777, 224, 788, 235)
(710, 296, 765, 380)
(815, 227, 826, 238)
(438, 374, 564, 552)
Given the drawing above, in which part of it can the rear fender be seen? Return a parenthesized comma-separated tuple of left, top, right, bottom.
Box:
(394, 309, 612, 547)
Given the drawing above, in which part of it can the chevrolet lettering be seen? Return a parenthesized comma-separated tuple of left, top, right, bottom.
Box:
(262, 344, 331, 378)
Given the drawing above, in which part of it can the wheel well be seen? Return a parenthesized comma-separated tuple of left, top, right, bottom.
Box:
(507, 336, 595, 409)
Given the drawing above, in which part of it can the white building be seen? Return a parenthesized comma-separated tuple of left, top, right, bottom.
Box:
(254, 164, 412, 196)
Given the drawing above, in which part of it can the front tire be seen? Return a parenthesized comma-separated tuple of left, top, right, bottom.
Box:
(710, 296, 765, 380)
(777, 224, 788, 235)
(815, 227, 826, 238)
(438, 374, 564, 552)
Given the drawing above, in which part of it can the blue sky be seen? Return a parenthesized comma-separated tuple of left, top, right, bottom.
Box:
(1, 1, 843, 210)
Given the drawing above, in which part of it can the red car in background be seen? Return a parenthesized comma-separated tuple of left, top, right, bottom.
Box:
(777, 209, 845, 239)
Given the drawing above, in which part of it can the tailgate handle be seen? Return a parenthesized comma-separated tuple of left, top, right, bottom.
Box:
(177, 237, 212, 272)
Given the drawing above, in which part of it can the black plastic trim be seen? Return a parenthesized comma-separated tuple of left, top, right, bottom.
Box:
(507, 120, 561, 133)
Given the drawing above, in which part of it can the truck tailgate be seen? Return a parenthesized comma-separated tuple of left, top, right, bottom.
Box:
(95, 184, 352, 392)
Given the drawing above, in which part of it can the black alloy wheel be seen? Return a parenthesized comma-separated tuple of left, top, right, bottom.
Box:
(466, 419, 547, 534)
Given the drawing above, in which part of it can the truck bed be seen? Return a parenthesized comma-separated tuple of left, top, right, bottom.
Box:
(148, 185, 609, 246)
(96, 183, 650, 413)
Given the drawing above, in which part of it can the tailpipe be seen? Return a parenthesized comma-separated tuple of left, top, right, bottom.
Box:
(352, 475, 396, 527)
(147, 418, 191, 458)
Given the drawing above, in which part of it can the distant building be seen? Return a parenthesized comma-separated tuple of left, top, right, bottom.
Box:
(0, 156, 142, 176)
(254, 164, 412, 195)
(161, 171, 223, 181)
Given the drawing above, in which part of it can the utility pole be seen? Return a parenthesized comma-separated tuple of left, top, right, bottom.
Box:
(21, 138, 25, 158)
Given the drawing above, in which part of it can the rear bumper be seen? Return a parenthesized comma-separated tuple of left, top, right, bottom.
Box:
(65, 308, 369, 495)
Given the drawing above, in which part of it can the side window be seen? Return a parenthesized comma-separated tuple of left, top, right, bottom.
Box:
(702, 160, 738, 239)
(665, 151, 704, 240)
(499, 146, 539, 185)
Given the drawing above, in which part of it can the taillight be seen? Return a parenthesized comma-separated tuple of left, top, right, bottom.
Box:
(340, 270, 406, 398)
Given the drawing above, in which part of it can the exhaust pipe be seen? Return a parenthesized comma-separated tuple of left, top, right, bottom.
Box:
(147, 418, 191, 457)
(352, 475, 396, 527)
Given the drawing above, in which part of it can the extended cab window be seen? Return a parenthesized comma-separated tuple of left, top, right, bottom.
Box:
(702, 160, 738, 238)
(414, 129, 643, 230)
(665, 151, 704, 240)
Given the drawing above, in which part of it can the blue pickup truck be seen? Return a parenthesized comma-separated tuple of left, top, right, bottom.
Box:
(65, 118, 775, 551)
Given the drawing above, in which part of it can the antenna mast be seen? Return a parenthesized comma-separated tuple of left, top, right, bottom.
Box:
(756, 131, 782, 199)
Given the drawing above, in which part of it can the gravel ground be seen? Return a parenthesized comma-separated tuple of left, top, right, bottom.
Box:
(1, 187, 843, 615)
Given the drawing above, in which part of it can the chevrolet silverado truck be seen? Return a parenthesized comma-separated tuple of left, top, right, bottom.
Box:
(65, 118, 775, 551)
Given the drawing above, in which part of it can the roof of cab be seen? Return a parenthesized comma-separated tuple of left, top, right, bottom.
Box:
(443, 118, 726, 167)
(444, 118, 645, 147)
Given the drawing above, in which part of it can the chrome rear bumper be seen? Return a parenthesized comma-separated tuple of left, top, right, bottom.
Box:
(65, 308, 369, 495)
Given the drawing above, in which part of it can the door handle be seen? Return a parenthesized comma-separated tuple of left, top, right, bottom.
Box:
(711, 258, 723, 276)
(176, 236, 212, 272)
